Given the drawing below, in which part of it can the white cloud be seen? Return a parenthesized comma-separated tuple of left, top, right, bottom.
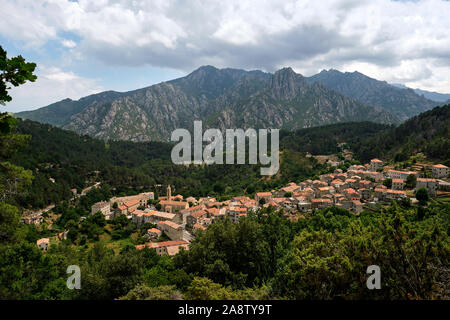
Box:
(1, 0, 450, 92)
(5, 66, 104, 112)
(61, 39, 77, 48)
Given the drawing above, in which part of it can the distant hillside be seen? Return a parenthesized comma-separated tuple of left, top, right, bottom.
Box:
(307, 69, 437, 120)
(392, 83, 450, 103)
(351, 104, 450, 164)
(412, 88, 450, 103)
(15, 91, 126, 126)
(15, 66, 398, 142)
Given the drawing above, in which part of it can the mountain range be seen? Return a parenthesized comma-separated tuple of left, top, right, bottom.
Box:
(16, 66, 441, 142)
(391, 83, 450, 103)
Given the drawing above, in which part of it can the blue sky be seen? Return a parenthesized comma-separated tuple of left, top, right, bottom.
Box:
(0, 33, 184, 112)
(1, 0, 450, 112)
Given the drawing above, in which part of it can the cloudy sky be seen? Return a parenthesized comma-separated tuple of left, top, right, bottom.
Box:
(1, 0, 450, 112)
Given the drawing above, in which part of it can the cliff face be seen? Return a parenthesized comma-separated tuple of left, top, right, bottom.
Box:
(17, 66, 399, 142)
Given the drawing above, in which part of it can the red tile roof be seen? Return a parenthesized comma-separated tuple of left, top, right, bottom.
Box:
(432, 164, 448, 169)
(136, 240, 188, 250)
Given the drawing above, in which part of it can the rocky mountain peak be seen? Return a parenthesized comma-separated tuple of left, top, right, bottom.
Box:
(271, 67, 306, 99)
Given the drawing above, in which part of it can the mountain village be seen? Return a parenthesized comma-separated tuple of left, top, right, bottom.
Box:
(32, 150, 449, 255)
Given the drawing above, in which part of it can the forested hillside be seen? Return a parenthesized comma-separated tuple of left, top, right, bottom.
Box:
(351, 105, 450, 163)
(7, 119, 332, 209)
(280, 121, 390, 155)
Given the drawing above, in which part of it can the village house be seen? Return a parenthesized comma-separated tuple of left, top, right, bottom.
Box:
(320, 173, 336, 184)
(115, 199, 143, 217)
(132, 210, 176, 227)
(359, 188, 371, 201)
(391, 179, 404, 190)
(232, 196, 251, 203)
(351, 200, 363, 214)
(348, 165, 367, 172)
(147, 211, 177, 225)
(438, 180, 450, 191)
(146, 228, 162, 240)
(255, 191, 272, 203)
(186, 209, 208, 229)
(206, 207, 227, 222)
(334, 173, 347, 181)
(432, 164, 449, 178)
(185, 196, 197, 205)
(193, 223, 207, 233)
(160, 200, 189, 213)
(358, 180, 372, 189)
(373, 188, 385, 202)
(91, 201, 111, 219)
(316, 186, 335, 197)
(312, 180, 328, 189)
(416, 178, 438, 196)
(227, 206, 247, 223)
(157, 221, 183, 241)
(282, 198, 297, 211)
(385, 189, 407, 201)
(274, 184, 301, 197)
(344, 178, 357, 189)
(364, 171, 384, 182)
(311, 198, 332, 210)
(343, 188, 359, 200)
(333, 193, 346, 204)
(374, 188, 406, 201)
(386, 169, 418, 181)
(302, 187, 315, 198)
(370, 158, 384, 172)
(36, 238, 50, 251)
(131, 210, 145, 226)
(240, 198, 257, 210)
(136, 240, 189, 256)
(297, 201, 312, 212)
(198, 196, 217, 204)
(330, 179, 346, 191)
(21, 212, 43, 225)
(348, 170, 367, 179)
(336, 199, 353, 210)
(179, 204, 206, 224)
(205, 201, 221, 209)
(110, 192, 154, 207)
